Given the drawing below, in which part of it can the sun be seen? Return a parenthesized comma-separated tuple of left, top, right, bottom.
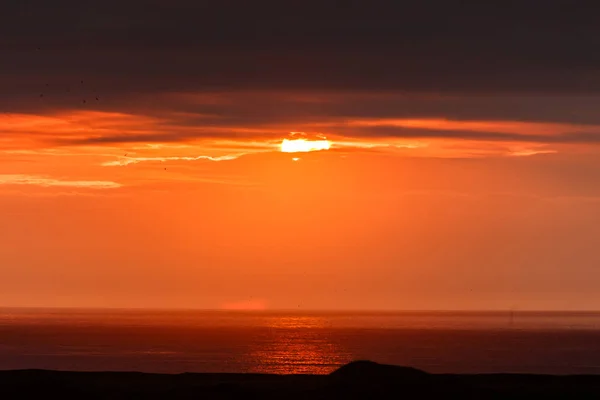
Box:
(280, 138, 331, 153)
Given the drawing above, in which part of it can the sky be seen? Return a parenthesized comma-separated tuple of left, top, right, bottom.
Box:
(1, 0, 600, 310)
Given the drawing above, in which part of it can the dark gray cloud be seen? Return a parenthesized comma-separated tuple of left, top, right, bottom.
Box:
(327, 126, 600, 144)
(7, 91, 600, 125)
(3, 0, 600, 101)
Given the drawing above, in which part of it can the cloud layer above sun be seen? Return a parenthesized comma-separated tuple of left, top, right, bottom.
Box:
(4, 92, 600, 154)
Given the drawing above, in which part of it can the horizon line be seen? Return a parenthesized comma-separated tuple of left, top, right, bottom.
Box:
(1, 306, 600, 314)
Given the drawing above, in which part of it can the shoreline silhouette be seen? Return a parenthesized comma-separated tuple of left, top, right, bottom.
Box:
(2, 360, 600, 399)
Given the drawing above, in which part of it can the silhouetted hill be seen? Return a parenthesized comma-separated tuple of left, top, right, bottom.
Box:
(330, 360, 429, 380)
(1, 362, 600, 399)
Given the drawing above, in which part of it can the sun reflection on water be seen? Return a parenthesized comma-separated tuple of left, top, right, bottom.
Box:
(244, 315, 353, 374)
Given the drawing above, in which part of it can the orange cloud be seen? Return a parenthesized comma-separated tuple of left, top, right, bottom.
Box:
(2, 106, 598, 165)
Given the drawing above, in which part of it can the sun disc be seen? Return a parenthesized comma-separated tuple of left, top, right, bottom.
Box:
(280, 138, 331, 153)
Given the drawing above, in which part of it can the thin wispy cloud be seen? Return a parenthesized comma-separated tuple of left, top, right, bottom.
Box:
(101, 153, 250, 167)
(508, 148, 558, 157)
(0, 175, 121, 189)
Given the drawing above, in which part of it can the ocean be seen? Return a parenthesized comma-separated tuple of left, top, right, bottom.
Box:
(1, 309, 599, 375)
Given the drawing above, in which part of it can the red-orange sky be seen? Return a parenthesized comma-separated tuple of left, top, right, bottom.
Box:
(2, 1, 600, 310)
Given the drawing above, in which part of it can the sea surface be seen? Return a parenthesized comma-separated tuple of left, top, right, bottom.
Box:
(0, 309, 599, 375)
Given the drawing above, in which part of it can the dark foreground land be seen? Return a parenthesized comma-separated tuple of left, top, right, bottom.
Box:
(2, 361, 600, 399)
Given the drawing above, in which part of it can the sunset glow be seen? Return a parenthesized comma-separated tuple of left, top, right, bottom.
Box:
(2, 0, 600, 314)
